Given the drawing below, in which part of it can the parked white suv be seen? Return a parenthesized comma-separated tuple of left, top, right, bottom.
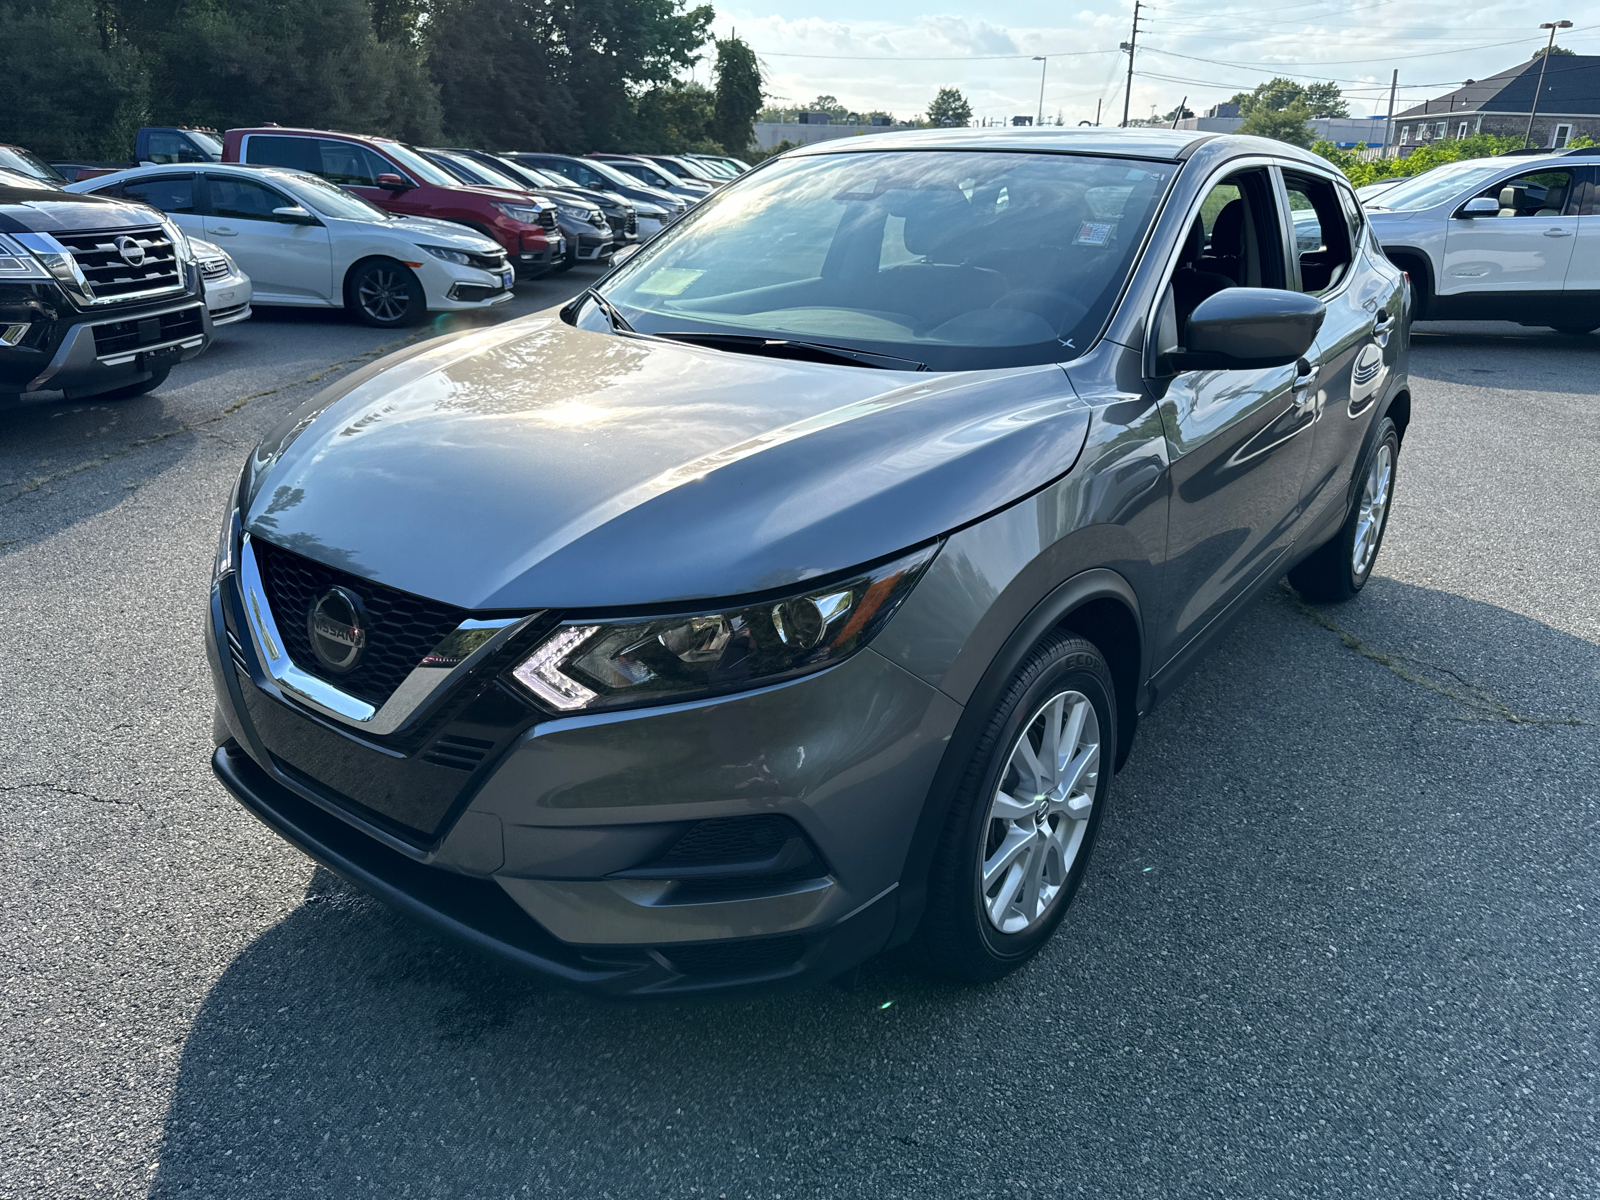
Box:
(1364, 149, 1599, 334)
(68, 164, 515, 327)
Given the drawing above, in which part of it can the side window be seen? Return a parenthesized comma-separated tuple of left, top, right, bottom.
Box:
(146, 130, 208, 165)
(120, 175, 198, 215)
(208, 176, 299, 223)
(243, 135, 322, 175)
(314, 140, 397, 187)
(1160, 168, 1286, 344)
(1282, 173, 1354, 295)
(1474, 170, 1576, 217)
(1574, 168, 1600, 216)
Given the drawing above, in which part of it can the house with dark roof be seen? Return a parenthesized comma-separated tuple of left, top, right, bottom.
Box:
(1392, 54, 1600, 155)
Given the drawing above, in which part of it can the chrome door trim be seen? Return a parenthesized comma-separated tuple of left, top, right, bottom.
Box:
(237, 534, 541, 736)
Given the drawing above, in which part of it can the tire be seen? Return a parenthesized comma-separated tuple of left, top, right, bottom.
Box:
(918, 632, 1117, 984)
(91, 368, 170, 401)
(346, 260, 426, 328)
(1288, 416, 1399, 603)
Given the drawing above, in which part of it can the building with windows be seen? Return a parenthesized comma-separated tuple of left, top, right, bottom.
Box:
(1391, 55, 1600, 155)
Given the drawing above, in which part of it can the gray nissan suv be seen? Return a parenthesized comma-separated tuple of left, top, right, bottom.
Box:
(206, 128, 1410, 995)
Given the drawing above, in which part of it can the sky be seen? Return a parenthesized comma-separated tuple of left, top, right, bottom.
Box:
(699, 1, 1599, 127)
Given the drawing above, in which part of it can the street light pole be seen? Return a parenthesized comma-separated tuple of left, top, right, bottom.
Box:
(1524, 20, 1573, 148)
(1034, 56, 1048, 127)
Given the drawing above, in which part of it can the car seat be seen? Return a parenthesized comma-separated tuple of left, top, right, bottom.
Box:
(1198, 200, 1246, 284)
(1170, 215, 1234, 329)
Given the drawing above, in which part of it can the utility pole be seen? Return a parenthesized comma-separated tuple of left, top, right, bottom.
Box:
(1382, 69, 1398, 158)
(1524, 20, 1573, 148)
(1096, 98, 1102, 127)
(1034, 57, 1048, 127)
(1119, 0, 1142, 128)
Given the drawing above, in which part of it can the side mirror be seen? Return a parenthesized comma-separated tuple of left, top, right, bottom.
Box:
(375, 173, 410, 192)
(1157, 288, 1325, 375)
(1456, 196, 1498, 219)
(271, 205, 319, 225)
(609, 243, 642, 268)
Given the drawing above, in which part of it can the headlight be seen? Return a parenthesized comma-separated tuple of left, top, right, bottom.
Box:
(510, 546, 938, 713)
(557, 203, 602, 224)
(418, 244, 473, 266)
(0, 232, 50, 280)
(214, 458, 248, 582)
(492, 201, 545, 226)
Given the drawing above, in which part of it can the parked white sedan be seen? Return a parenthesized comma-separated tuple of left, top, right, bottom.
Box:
(189, 236, 253, 327)
(68, 164, 515, 327)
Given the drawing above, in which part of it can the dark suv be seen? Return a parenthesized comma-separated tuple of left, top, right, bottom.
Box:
(1, 174, 209, 403)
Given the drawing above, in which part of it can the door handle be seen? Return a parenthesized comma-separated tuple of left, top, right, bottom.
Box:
(1292, 357, 1319, 407)
(1543, 227, 1572, 238)
(1372, 311, 1396, 347)
(210, 226, 238, 237)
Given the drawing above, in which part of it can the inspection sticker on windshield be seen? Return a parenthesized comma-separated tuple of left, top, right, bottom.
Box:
(1075, 222, 1114, 246)
(636, 268, 705, 296)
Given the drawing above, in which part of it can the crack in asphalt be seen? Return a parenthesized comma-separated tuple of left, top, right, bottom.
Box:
(0, 783, 123, 804)
(1286, 587, 1592, 728)
(0, 333, 426, 510)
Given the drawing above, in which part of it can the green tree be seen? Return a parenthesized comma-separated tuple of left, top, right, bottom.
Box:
(1303, 81, 1349, 118)
(0, 0, 149, 159)
(1239, 101, 1315, 148)
(926, 86, 972, 127)
(711, 34, 762, 154)
(1531, 44, 1575, 57)
(1230, 77, 1345, 120)
(1312, 132, 1524, 188)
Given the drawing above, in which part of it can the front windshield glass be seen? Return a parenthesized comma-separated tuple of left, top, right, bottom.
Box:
(1367, 162, 1506, 211)
(284, 172, 394, 221)
(578, 158, 647, 191)
(0, 146, 67, 183)
(188, 130, 224, 158)
(385, 143, 460, 187)
(442, 153, 527, 193)
(0, 166, 50, 189)
(598, 149, 1172, 371)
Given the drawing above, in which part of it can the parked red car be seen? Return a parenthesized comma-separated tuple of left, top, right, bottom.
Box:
(222, 127, 564, 277)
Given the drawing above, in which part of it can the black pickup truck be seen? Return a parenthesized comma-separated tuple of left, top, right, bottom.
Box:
(1, 177, 211, 403)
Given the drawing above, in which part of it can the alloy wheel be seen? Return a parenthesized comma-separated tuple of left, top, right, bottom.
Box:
(979, 689, 1101, 934)
(358, 268, 411, 323)
(1352, 442, 1393, 577)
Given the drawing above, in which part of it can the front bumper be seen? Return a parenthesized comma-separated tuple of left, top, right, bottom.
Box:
(204, 268, 253, 326)
(205, 569, 961, 995)
(2, 284, 210, 397)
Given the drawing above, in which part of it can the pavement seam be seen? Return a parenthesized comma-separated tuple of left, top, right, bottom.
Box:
(0, 783, 123, 805)
(1285, 587, 1593, 728)
(0, 332, 426, 510)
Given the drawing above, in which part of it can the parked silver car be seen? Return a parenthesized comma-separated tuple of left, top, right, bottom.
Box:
(207, 128, 1410, 995)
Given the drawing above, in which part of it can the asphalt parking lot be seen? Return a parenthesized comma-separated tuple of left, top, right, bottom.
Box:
(2, 296, 1597, 1198)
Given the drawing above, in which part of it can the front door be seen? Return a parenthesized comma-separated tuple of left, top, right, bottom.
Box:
(1154, 167, 1314, 668)
(202, 175, 332, 301)
(1440, 168, 1579, 296)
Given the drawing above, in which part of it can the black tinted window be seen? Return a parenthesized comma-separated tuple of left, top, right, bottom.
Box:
(244, 135, 321, 175)
(209, 176, 296, 221)
(146, 130, 209, 164)
(121, 175, 197, 214)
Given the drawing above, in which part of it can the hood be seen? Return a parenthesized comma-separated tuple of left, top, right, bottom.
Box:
(244, 318, 1090, 611)
(0, 187, 148, 234)
(388, 215, 505, 251)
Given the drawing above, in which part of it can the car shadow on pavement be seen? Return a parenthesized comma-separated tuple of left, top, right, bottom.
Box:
(147, 578, 1600, 1199)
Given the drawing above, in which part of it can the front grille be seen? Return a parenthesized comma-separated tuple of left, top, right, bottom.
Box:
(54, 226, 182, 300)
(625, 212, 637, 236)
(465, 249, 507, 272)
(448, 283, 504, 303)
(538, 209, 557, 230)
(660, 816, 797, 865)
(212, 302, 249, 323)
(91, 305, 204, 358)
(252, 537, 467, 707)
(200, 258, 230, 282)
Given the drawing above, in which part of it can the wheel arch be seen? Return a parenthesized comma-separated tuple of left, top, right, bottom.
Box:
(1382, 246, 1433, 319)
(887, 567, 1145, 949)
(340, 254, 422, 309)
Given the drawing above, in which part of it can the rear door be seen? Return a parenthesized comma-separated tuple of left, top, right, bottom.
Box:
(202, 174, 333, 301)
(1152, 165, 1314, 667)
(1562, 165, 1600, 296)
(1440, 167, 1579, 295)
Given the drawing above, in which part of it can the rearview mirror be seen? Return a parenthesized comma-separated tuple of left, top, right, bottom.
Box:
(1455, 195, 1498, 218)
(1157, 288, 1325, 374)
(271, 205, 319, 225)
(375, 173, 410, 192)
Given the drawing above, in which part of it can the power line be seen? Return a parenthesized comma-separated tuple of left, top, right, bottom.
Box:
(753, 48, 1119, 62)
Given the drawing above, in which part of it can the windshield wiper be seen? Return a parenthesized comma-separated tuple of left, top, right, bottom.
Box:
(651, 331, 926, 371)
(581, 288, 633, 332)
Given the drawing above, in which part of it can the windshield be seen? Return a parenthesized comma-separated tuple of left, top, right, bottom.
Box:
(1367, 162, 1508, 211)
(623, 161, 681, 187)
(187, 130, 224, 159)
(383, 143, 460, 187)
(572, 158, 645, 191)
(596, 149, 1171, 371)
(0, 145, 66, 184)
(283, 171, 395, 221)
(0, 166, 50, 189)
(439, 152, 528, 193)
